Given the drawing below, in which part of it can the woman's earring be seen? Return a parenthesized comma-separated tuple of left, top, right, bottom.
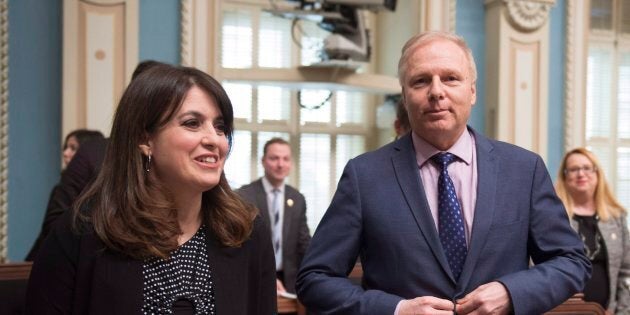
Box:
(146, 154, 152, 172)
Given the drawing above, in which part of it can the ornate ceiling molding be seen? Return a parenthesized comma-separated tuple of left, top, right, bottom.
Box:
(504, 0, 554, 32)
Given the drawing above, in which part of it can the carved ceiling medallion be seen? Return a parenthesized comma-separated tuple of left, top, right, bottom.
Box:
(505, 0, 553, 32)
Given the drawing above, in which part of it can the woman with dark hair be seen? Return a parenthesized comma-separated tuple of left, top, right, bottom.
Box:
(61, 129, 105, 167)
(556, 148, 630, 314)
(26, 62, 276, 314)
(26, 128, 104, 261)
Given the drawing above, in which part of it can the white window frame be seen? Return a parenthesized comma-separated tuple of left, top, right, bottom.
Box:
(576, 0, 630, 217)
(183, 0, 387, 230)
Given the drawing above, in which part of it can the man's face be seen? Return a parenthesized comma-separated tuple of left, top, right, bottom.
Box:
(262, 143, 292, 185)
(401, 39, 476, 147)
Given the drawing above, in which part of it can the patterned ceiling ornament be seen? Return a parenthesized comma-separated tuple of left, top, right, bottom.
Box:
(504, 0, 554, 32)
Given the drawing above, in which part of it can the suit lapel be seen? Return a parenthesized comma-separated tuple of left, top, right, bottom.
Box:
(254, 180, 271, 228)
(392, 135, 454, 281)
(457, 130, 498, 292)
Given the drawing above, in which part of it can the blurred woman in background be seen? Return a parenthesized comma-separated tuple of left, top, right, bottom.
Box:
(556, 148, 630, 314)
(61, 129, 104, 167)
(25, 128, 104, 261)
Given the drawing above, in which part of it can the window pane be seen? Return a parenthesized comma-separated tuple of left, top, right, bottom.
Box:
(299, 89, 332, 124)
(588, 144, 613, 183)
(590, 0, 613, 30)
(256, 132, 290, 178)
(225, 130, 252, 189)
(586, 47, 613, 138)
(223, 82, 253, 122)
(618, 52, 630, 139)
(336, 91, 365, 125)
(335, 135, 365, 181)
(616, 147, 630, 211)
(222, 9, 253, 68)
(300, 134, 331, 231)
(257, 85, 291, 122)
(258, 12, 292, 68)
(299, 20, 330, 65)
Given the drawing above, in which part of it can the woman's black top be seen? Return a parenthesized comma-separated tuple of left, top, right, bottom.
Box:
(574, 214, 609, 309)
(142, 225, 216, 315)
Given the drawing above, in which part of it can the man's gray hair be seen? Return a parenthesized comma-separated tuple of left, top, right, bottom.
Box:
(397, 31, 477, 86)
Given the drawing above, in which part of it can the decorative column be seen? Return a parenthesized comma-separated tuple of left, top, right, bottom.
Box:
(63, 0, 138, 137)
(421, 0, 457, 32)
(485, 0, 555, 160)
(180, 0, 218, 75)
(563, 0, 589, 151)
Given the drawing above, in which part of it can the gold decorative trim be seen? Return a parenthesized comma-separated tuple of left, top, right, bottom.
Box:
(0, 0, 7, 263)
(564, 0, 574, 151)
(180, 0, 192, 66)
(563, 0, 588, 150)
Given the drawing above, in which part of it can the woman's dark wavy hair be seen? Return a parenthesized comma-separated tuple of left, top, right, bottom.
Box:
(64, 129, 104, 149)
(73, 62, 256, 259)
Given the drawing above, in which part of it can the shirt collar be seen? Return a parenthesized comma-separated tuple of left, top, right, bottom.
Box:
(262, 176, 284, 194)
(412, 128, 474, 167)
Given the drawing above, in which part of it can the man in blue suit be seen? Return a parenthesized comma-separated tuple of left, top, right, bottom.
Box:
(296, 31, 591, 315)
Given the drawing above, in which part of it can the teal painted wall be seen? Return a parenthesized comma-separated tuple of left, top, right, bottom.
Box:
(5, 0, 568, 261)
(548, 0, 566, 178)
(457, 0, 566, 177)
(8, 0, 62, 261)
(139, 0, 180, 64)
(457, 0, 486, 134)
(6, 0, 181, 261)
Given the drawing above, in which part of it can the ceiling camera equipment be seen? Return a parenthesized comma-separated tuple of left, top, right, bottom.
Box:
(266, 0, 396, 64)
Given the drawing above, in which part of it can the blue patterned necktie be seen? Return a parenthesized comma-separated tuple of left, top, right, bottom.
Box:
(431, 152, 467, 280)
(271, 188, 282, 270)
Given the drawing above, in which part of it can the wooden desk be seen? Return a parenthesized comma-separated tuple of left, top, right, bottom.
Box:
(0, 262, 32, 280)
(0, 262, 33, 315)
(544, 293, 606, 314)
(277, 295, 305, 315)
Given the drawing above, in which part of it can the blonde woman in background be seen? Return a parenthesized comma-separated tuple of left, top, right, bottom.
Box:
(556, 148, 630, 314)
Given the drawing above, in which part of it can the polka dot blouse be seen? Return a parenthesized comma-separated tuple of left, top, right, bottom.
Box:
(142, 225, 216, 315)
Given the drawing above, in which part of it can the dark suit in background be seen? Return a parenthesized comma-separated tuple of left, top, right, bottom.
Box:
(238, 178, 310, 294)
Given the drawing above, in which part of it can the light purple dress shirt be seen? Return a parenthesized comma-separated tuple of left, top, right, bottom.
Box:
(394, 129, 478, 315)
(413, 129, 478, 244)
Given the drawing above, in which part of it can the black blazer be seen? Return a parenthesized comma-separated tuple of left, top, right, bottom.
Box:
(25, 211, 277, 314)
(237, 179, 311, 294)
(26, 138, 108, 261)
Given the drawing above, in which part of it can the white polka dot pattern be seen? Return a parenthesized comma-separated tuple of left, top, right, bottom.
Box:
(431, 152, 468, 280)
(142, 225, 216, 314)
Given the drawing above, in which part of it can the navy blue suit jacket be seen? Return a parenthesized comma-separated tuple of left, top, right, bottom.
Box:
(296, 128, 591, 315)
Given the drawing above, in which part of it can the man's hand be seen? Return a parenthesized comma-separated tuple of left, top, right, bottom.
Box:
(397, 296, 454, 315)
(276, 279, 287, 293)
(456, 281, 512, 315)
